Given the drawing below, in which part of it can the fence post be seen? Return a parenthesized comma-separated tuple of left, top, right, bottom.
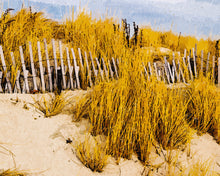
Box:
(66, 47, 74, 89)
(0, 46, 12, 93)
(37, 41, 46, 92)
(29, 42, 38, 91)
(58, 41, 66, 90)
(19, 46, 30, 93)
(44, 39, 53, 92)
(71, 48, 80, 89)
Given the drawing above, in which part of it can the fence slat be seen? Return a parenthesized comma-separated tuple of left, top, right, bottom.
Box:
(37, 41, 46, 92)
(52, 39, 58, 89)
(212, 56, 215, 81)
(0, 46, 12, 93)
(142, 63, 150, 81)
(153, 63, 159, 81)
(108, 60, 114, 79)
(164, 57, 170, 84)
(19, 46, 29, 93)
(102, 58, 109, 81)
(78, 48, 84, 70)
(71, 48, 80, 89)
(206, 52, 210, 76)
(59, 41, 66, 90)
(201, 50, 203, 75)
(15, 70, 21, 93)
(66, 48, 74, 89)
(178, 60, 186, 83)
(192, 48, 197, 78)
(89, 52, 98, 78)
(112, 57, 119, 79)
(44, 39, 53, 92)
(10, 52, 16, 66)
(148, 62, 152, 77)
(187, 56, 193, 81)
(85, 52, 93, 87)
(29, 42, 38, 91)
(95, 58, 104, 81)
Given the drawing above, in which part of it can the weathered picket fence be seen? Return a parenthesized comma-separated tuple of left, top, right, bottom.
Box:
(0, 40, 220, 94)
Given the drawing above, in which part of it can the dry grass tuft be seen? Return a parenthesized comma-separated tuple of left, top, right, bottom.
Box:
(33, 92, 70, 117)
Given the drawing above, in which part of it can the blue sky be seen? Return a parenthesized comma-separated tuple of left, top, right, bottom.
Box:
(3, 0, 220, 39)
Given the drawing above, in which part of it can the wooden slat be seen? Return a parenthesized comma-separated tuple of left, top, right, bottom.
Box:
(192, 48, 197, 78)
(187, 56, 193, 81)
(44, 39, 53, 92)
(0, 46, 12, 93)
(167, 62, 174, 83)
(164, 57, 170, 84)
(102, 58, 109, 81)
(148, 62, 152, 77)
(84, 52, 93, 87)
(66, 47, 74, 89)
(142, 62, 150, 81)
(178, 59, 186, 83)
(58, 41, 66, 90)
(89, 52, 98, 78)
(15, 70, 21, 93)
(95, 58, 104, 81)
(206, 52, 210, 76)
(10, 52, 16, 66)
(108, 60, 114, 79)
(29, 42, 38, 91)
(37, 41, 46, 92)
(112, 57, 119, 79)
(19, 46, 29, 93)
(52, 39, 58, 89)
(201, 50, 204, 75)
(153, 63, 159, 81)
(172, 59, 179, 82)
(78, 48, 84, 70)
(212, 56, 215, 81)
(71, 48, 80, 89)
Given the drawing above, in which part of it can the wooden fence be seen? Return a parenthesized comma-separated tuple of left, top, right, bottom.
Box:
(0, 40, 220, 94)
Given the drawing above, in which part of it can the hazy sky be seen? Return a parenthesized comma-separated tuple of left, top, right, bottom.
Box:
(5, 0, 220, 39)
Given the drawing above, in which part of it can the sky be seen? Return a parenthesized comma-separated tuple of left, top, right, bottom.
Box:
(3, 0, 220, 39)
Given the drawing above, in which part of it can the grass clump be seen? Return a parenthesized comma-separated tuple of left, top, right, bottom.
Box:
(33, 92, 69, 117)
(75, 136, 108, 172)
(0, 169, 26, 176)
(186, 77, 220, 136)
(73, 60, 192, 164)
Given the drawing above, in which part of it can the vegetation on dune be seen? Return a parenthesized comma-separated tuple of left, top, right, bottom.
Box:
(0, 6, 219, 175)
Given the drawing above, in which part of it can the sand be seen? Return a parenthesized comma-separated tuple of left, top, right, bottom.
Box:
(0, 91, 220, 176)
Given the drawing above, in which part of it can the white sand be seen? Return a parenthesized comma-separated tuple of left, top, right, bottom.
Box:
(0, 91, 219, 176)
